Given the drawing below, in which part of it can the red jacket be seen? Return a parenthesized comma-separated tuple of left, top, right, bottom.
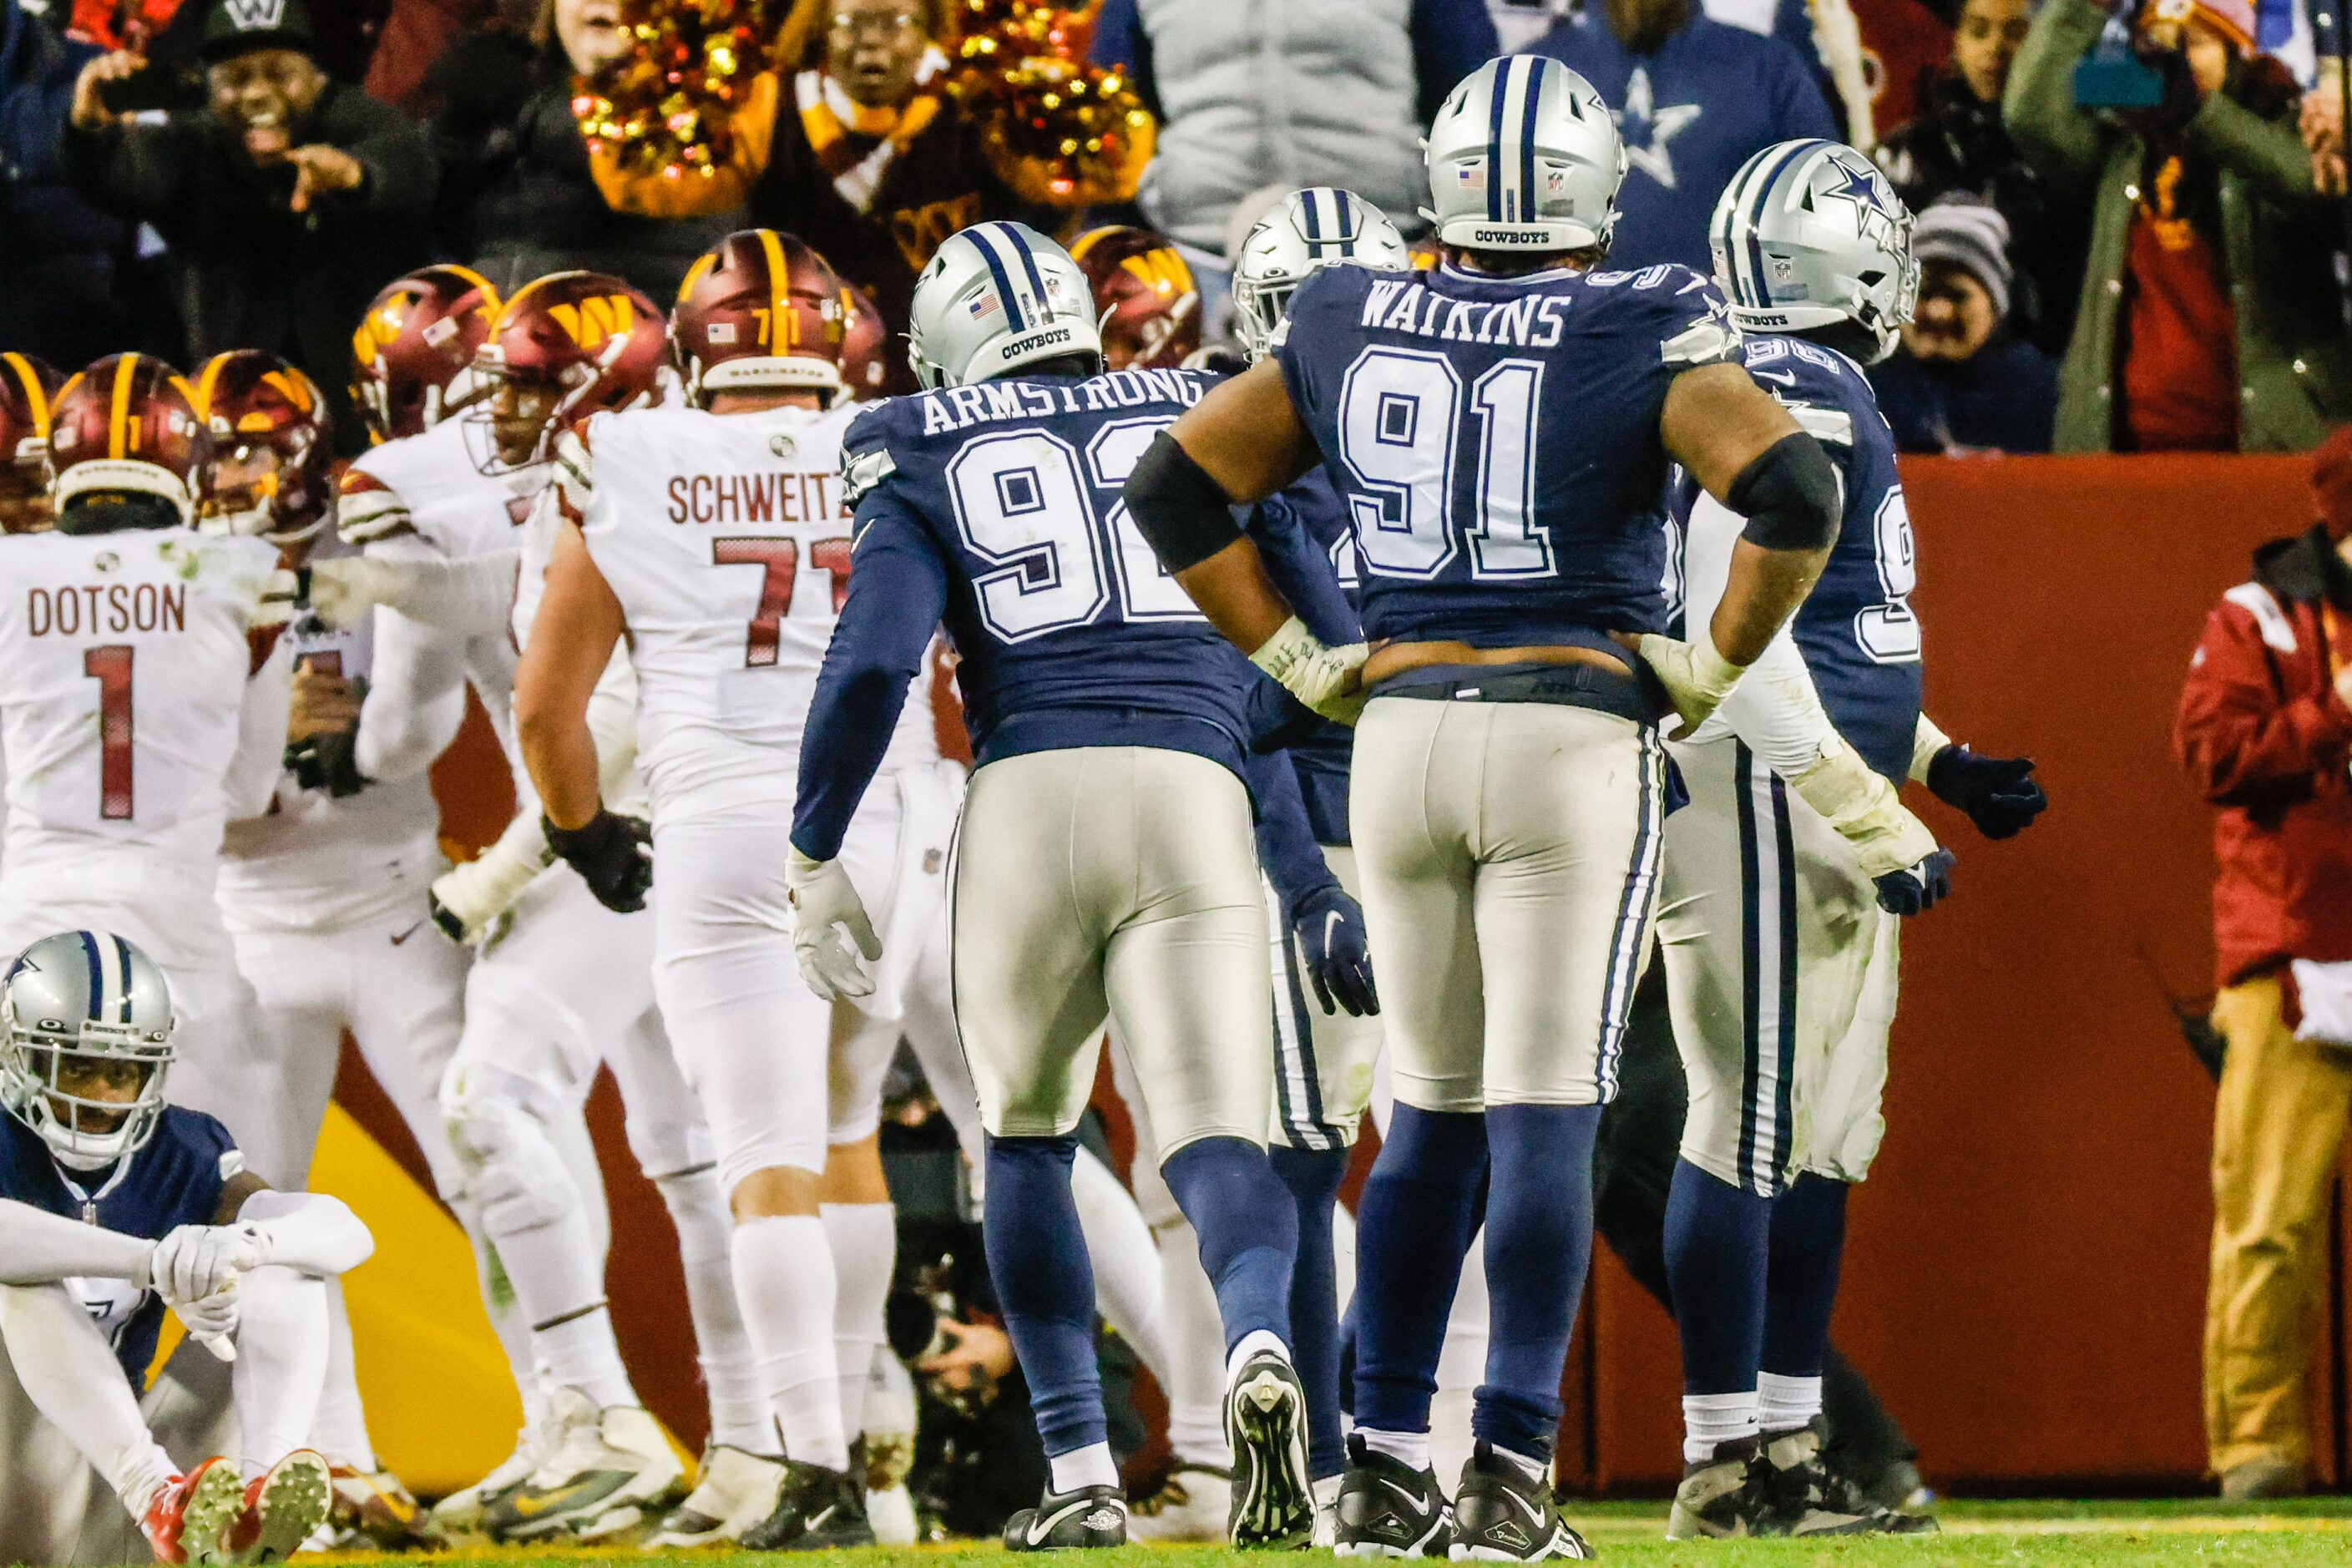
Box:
(2175, 525, 2352, 989)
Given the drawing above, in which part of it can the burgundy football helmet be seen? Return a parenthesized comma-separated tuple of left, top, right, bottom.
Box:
(1070, 225, 1201, 371)
(48, 355, 209, 522)
(478, 271, 667, 464)
(840, 286, 892, 402)
(350, 264, 503, 446)
(192, 350, 336, 545)
(673, 229, 853, 407)
(0, 353, 63, 534)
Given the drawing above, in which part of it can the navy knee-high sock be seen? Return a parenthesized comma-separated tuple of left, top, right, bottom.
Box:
(1271, 1144, 1348, 1480)
(984, 1134, 1104, 1459)
(1662, 1158, 1771, 1396)
(1161, 1135, 1299, 1353)
(1354, 1107, 1487, 1439)
(1760, 1171, 1849, 1383)
(1476, 1104, 1602, 1461)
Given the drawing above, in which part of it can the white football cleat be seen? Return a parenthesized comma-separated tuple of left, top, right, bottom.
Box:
(430, 1432, 542, 1540)
(480, 1388, 684, 1541)
(866, 1483, 920, 1545)
(1127, 1464, 1232, 1543)
(640, 1444, 785, 1549)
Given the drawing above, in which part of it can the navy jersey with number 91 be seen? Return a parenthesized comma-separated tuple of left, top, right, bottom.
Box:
(1274, 259, 1743, 651)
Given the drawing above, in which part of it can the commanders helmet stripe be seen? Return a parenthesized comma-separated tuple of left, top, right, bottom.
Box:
(756, 229, 792, 350)
(112, 935, 134, 1024)
(1517, 58, 1545, 228)
(108, 355, 137, 461)
(1485, 58, 1512, 221)
(193, 352, 230, 419)
(965, 225, 1029, 333)
(78, 930, 104, 1024)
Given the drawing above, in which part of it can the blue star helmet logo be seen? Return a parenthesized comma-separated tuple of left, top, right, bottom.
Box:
(1823, 152, 1889, 215)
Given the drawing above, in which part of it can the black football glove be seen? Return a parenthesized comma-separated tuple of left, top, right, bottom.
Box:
(1925, 746, 2047, 839)
(284, 725, 367, 798)
(1874, 847, 1955, 917)
(1291, 883, 1379, 1018)
(544, 810, 653, 913)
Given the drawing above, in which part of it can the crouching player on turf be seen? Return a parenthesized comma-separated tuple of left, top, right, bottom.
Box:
(0, 931, 372, 1565)
(1652, 140, 2046, 1540)
(790, 220, 1318, 1550)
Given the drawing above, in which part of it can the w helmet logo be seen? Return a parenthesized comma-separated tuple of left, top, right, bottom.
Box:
(221, 0, 286, 28)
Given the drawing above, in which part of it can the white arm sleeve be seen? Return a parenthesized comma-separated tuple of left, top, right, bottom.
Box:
(1910, 712, 1954, 783)
(351, 543, 522, 640)
(234, 1188, 373, 1277)
(355, 606, 472, 783)
(0, 1197, 154, 1285)
(225, 636, 294, 822)
(1680, 491, 1844, 777)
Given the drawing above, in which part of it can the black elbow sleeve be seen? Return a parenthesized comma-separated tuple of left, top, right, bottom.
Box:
(1124, 432, 1244, 573)
(1726, 432, 1843, 552)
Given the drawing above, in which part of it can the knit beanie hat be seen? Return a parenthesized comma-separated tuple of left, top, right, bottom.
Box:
(1913, 197, 2013, 321)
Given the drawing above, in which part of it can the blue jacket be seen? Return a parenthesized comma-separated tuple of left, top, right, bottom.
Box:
(1525, 8, 1834, 272)
(0, 0, 131, 362)
(1869, 336, 2059, 455)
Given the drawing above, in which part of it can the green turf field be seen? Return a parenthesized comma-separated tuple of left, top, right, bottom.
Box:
(351, 1500, 2352, 1567)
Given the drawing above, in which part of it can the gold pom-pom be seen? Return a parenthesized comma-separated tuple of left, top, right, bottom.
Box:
(948, 1, 1155, 206)
(573, 0, 781, 181)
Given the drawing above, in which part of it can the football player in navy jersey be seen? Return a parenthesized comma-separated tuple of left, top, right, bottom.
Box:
(1124, 54, 1851, 1561)
(1649, 139, 2046, 1540)
(787, 220, 1316, 1550)
(0, 931, 375, 1565)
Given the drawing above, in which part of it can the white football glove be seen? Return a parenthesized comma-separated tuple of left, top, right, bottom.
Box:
(1784, 737, 1941, 880)
(1250, 616, 1369, 726)
(1634, 631, 1748, 735)
(149, 1224, 260, 1306)
(431, 830, 554, 947)
(304, 555, 419, 631)
(172, 1286, 241, 1363)
(787, 847, 881, 1001)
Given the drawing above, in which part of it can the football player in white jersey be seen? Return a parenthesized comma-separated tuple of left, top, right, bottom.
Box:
(0, 355, 295, 1192)
(190, 348, 485, 1546)
(316, 273, 767, 1545)
(515, 230, 959, 1549)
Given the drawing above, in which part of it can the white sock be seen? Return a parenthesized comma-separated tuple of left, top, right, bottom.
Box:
(1049, 1440, 1120, 1494)
(1156, 1220, 1231, 1469)
(1225, 1328, 1288, 1383)
(0, 1281, 177, 1518)
(1683, 1391, 1761, 1465)
(310, 1279, 377, 1470)
(1359, 1428, 1430, 1472)
(1072, 1146, 1170, 1384)
(865, 1349, 918, 1441)
(820, 1200, 897, 1444)
(1491, 1444, 1549, 1483)
(731, 1213, 849, 1473)
(655, 1167, 774, 1454)
(534, 1306, 637, 1411)
(1758, 1372, 1823, 1434)
(234, 1267, 332, 1479)
(452, 1196, 545, 1435)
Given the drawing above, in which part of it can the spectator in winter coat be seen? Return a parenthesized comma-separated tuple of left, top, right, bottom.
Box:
(1874, 0, 2086, 353)
(2176, 427, 2352, 1500)
(1527, 0, 1835, 272)
(61, 0, 434, 451)
(1869, 198, 2056, 453)
(426, 0, 735, 302)
(0, 0, 137, 366)
(2005, 0, 2349, 452)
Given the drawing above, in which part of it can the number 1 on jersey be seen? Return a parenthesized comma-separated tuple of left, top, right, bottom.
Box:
(713, 536, 852, 667)
(84, 645, 134, 821)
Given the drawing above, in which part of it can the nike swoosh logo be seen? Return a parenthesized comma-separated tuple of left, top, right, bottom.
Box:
(1374, 1476, 1432, 1510)
(1498, 1484, 1547, 1526)
(1026, 1497, 1097, 1545)
(1323, 910, 1345, 952)
(389, 922, 425, 947)
(505, 1478, 607, 1519)
(1752, 368, 1798, 387)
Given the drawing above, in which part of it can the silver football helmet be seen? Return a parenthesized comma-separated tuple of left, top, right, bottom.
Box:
(1232, 188, 1414, 361)
(1424, 54, 1626, 255)
(1709, 139, 1920, 363)
(1, 931, 178, 1170)
(907, 221, 1104, 390)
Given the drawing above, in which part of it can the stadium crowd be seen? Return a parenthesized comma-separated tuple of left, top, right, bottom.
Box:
(0, 0, 2340, 1557)
(3, 0, 2350, 455)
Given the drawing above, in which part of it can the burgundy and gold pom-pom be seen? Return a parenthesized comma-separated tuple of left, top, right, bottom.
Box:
(573, 0, 779, 181)
(948, 0, 1153, 206)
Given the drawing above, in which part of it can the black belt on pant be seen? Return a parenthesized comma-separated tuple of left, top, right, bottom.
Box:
(1369, 660, 1655, 725)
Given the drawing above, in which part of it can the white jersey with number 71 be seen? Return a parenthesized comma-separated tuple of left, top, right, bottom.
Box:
(562, 401, 938, 818)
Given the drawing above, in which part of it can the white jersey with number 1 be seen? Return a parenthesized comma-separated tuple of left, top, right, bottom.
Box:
(566, 402, 938, 821)
(0, 528, 286, 969)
